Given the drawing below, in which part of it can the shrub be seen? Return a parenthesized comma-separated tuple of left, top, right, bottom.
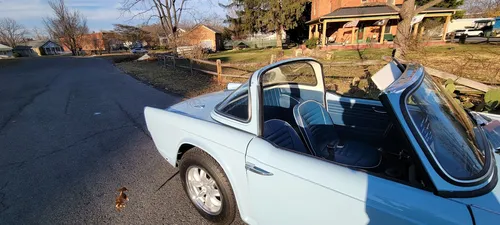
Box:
(484, 89, 500, 112)
(305, 38, 319, 49)
(13, 52, 21, 57)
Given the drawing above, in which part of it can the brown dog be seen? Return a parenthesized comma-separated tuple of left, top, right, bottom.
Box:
(115, 187, 129, 212)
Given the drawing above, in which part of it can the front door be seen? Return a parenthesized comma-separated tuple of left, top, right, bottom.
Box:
(244, 138, 473, 225)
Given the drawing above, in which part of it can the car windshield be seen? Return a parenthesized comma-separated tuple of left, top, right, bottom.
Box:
(405, 75, 489, 181)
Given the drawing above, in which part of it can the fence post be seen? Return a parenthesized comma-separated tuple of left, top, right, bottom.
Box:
(270, 54, 276, 64)
(216, 59, 222, 84)
(172, 56, 176, 69)
(189, 58, 194, 76)
(163, 55, 166, 67)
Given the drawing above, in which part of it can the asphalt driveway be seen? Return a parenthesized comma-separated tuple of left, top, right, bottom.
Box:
(0, 57, 242, 224)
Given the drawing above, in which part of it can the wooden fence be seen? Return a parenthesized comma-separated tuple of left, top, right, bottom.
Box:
(157, 54, 252, 83)
(156, 54, 492, 93)
(156, 54, 387, 83)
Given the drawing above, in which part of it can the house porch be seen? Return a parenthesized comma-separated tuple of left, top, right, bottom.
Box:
(307, 5, 455, 48)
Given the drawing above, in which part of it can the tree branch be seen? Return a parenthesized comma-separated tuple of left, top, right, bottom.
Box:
(415, 0, 443, 14)
(125, 5, 156, 22)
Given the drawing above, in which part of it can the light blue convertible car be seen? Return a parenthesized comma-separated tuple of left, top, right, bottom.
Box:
(145, 58, 500, 225)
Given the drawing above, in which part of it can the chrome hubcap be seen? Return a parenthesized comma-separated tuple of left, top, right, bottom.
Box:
(186, 166, 222, 215)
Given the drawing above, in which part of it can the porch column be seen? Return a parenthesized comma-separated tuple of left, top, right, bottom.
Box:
(351, 26, 356, 44)
(442, 15, 451, 41)
(419, 26, 425, 38)
(315, 24, 320, 38)
(412, 22, 420, 37)
(380, 24, 386, 44)
(309, 25, 313, 39)
(322, 21, 327, 46)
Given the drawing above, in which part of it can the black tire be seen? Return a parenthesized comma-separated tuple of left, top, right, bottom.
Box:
(179, 147, 237, 224)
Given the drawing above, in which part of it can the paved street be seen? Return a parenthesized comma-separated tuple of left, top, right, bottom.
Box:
(0, 57, 241, 224)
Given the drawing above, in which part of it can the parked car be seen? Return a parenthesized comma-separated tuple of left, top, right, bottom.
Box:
(130, 48, 148, 54)
(454, 28, 484, 37)
(145, 58, 500, 225)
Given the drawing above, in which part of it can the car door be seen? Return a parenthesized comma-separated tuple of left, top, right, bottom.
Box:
(244, 138, 473, 225)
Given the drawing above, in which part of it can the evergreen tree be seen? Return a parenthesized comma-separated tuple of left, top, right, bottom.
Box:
(222, 0, 307, 48)
(256, 0, 307, 48)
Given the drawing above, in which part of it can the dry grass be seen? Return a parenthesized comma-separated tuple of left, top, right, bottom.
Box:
(116, 61, 225, 98)
(406, 44, 500, 84)
(116, 44, 500, 99)
(95, 53, 141, 63)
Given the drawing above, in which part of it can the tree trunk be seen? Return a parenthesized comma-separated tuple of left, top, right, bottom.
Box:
(171, 30, 178, 54)
(276, 26, 283, 49)
(394, 17, 412, 58)
(393, 0, 416, 58)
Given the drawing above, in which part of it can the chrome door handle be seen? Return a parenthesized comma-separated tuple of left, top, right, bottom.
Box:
(245, 163, 273, 176)
(372, 107, 387, 114)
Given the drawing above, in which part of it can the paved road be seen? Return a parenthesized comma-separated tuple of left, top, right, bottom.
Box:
(0, 57, 243, 224)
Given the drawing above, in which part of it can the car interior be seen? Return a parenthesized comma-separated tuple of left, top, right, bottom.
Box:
(218, 61, 429, 189)
(260, 85, 428, 189)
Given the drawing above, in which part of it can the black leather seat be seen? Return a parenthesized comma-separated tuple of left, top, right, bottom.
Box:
(293, 100, 381, 168)
(263, 119, 310, 154)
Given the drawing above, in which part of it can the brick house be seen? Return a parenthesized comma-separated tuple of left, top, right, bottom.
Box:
(79, 32, 105, 51)
(60, 32, 106, 53)
(181, 24, 223, 51)
(308, 0, 457, 47)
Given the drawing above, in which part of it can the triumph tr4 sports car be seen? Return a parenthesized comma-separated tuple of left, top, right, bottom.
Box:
(144, 58, 500, 225)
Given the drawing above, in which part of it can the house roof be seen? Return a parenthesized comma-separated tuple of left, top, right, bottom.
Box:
(21, 40, 62, 48)
(13, 46, 33, 50)
(191, 24, 223, 34)
(309, 4, 457, 23)
(26, 40, 50, 48)
(0, 44, 12, 51)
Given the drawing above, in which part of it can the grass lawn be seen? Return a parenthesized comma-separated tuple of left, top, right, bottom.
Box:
(208, 48, 295, 64)
(117, 44, 500, 99)
(208, 44, 500, 83)
(406, 44, 500, 84)
(116, 61, 225, 98)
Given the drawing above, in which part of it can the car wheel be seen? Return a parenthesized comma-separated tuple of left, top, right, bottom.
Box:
(179, 147, 237, 224)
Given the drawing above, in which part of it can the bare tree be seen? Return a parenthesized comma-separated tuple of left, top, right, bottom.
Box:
(44, 0, 89, 55)
(464, 0, 500, 17)
(102, 32, 121, 53)
(387, 0, 443, 58)
(0, 18, 27, 47)
(32, 27, 49, 40)
(121, 0, 189, 53)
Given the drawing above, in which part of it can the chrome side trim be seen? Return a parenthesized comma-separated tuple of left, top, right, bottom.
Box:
(245, 163, 274, 176)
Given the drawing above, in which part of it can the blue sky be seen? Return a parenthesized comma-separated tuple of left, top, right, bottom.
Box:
(0, 0, 228, 32)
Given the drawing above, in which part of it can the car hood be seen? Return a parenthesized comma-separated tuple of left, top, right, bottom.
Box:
(453, 153, 500, 215)
(166, 91, 231, 122)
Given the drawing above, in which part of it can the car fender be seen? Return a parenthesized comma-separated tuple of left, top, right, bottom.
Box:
(144, 107, 256, 224)
(175, 137, 257, 224)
